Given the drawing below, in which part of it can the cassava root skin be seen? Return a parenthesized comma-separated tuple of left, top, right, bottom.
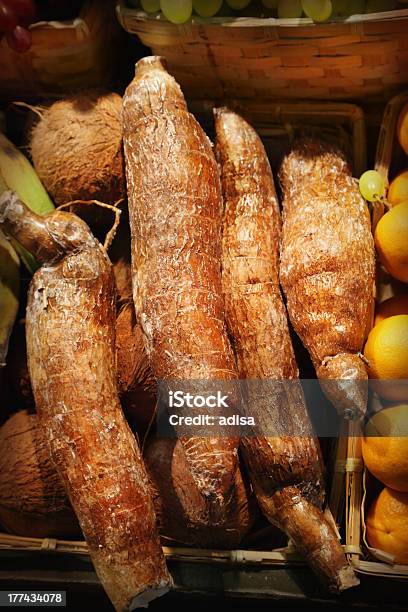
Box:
(216, 109, 358, 592)
(145, 437, 255, 549)
(123, 57, 238, 521)
(279, 139, 375, 419)
(0, 191, 171, 612)
(5, 300, 156, 434)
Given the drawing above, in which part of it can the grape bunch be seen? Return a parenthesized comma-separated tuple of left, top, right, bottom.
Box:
(0, 0, 36, 53)
(132, 0, 401, 23)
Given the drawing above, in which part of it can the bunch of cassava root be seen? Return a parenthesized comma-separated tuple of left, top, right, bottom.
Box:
(0, 56, 376, 610)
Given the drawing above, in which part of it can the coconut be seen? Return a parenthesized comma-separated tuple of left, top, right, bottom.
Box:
(29, 91, 125, 217)
(110, 213, 133, 305)
(0, 410, 80, 538)
(5, 320, 35, 412)
(144, 437, 256, 549)
(113, 259, 133, 306)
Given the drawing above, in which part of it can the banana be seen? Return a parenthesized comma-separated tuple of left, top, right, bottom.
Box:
(0, 132, 54, 273)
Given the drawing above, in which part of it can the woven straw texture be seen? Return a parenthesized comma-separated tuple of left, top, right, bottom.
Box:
(117, 3, 408, 101)
(0, 0, 120, 100)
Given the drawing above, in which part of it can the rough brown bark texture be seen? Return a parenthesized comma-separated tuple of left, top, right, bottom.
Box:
(5, 293, 155, 436)
(116, 303, 156, 438)
(0, 410, 79, 538)
(279, 139, 375, 418)
(216, 109, 358, 592)
(0, 192, 171, 612)
(144, 437, 255, 549)
(123, 57, 239, 521)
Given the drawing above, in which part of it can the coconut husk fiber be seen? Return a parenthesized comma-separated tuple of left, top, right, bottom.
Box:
(0, 410, 80, 538)
(29, 91, 125, 226)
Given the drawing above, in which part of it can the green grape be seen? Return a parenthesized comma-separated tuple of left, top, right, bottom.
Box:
(226, 0, 251, 9)
(359, 170, 386, 202)
(193, 0, 223, 17)
(342, 0, 366, 15)
(262, 0, 279, 8)
(141, 0, 160, 12)
(278, 0, 303, 17)
(365, 0, 396, 12)
(302, 0, 333, 21)
(160, 0, 193, 23)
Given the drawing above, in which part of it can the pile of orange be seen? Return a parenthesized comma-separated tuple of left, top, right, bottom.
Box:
(365, 488, 408, 565)
(366, 103, 408, 403)
(375, 104, 408, 283)
(362, 103, 408, 565)
(362, 405, 408, 564)
(364, 101, 408, 403)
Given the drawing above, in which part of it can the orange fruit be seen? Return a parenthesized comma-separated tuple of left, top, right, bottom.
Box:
(362, 405, 408, 492)
(374, 201, 408, 283)
(388, 170, 408, 207)
(363, 315, 408, 402)
(366, 487, 408, 564)
(397, 103, 408, 155)
(375, 295, 408, 326)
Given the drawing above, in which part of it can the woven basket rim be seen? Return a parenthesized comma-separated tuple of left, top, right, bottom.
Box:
(117, 1, 408, 28)
(0, 532, 307, 565)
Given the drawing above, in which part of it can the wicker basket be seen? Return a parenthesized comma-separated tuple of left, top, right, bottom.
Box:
(375, 91, 408, 183)
(0, 531, 311, 569)
(189, 98, 367, 175)
(0, 99, 365, 571)
(0, 0, 121, 100)
(116, 2, 408, 102)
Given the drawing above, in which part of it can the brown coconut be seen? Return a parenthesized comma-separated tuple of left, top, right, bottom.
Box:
(144, 437, 256, 549)
(0, 410, 80, 538)
(30, 91, 125, 220)
(5, 320, 35, 412)
(113, 258, 133, 306)
(110, 212, 133, 305)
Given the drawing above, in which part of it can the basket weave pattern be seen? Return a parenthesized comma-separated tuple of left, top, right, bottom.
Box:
(0, 0, 120, 99)
(117, 4, 408, 101)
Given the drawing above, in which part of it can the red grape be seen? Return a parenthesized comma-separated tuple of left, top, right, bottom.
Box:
(0, 2, 18, 32)
(6, 24, 32, 52)
(4, 0, 36, 23)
